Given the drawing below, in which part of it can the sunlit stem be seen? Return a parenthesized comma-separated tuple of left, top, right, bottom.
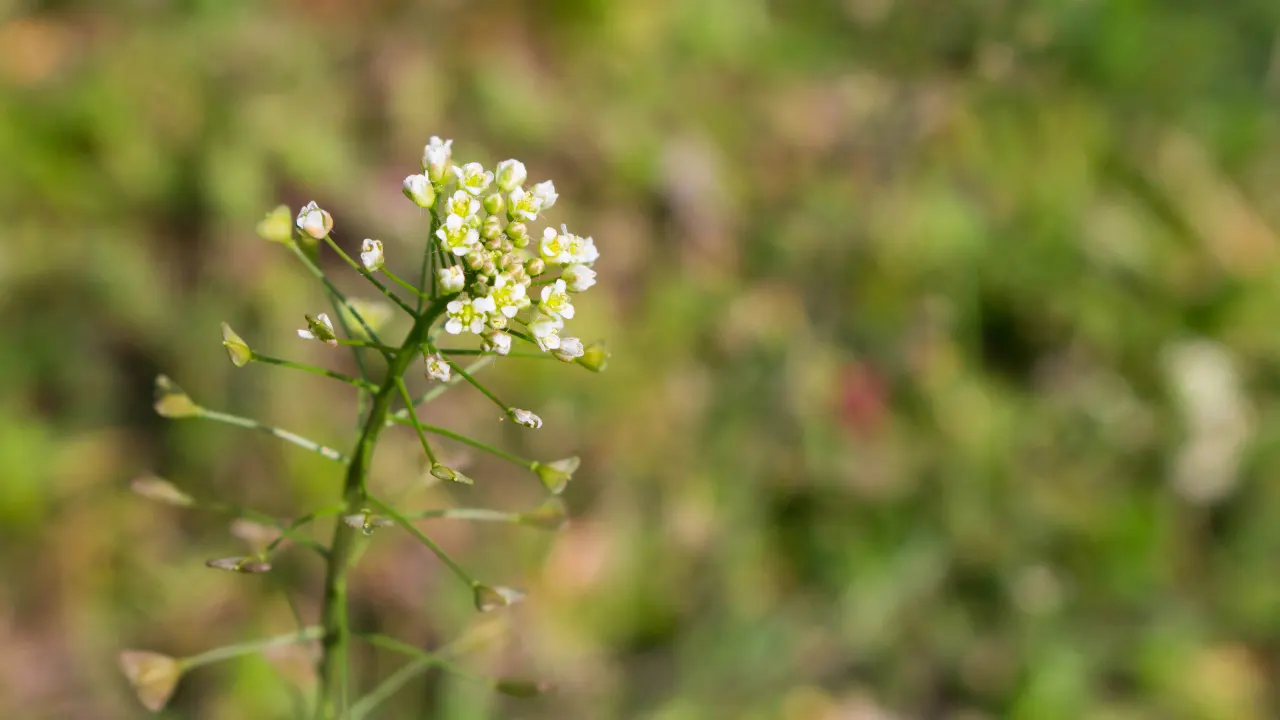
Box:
(179, 627, 324, 671)
(394, 378, 439, 465)
(199, 500, 330, 559)
(323, 235, 417, 316)
(438, 348, 554, 360)
(405, 507, 522, 524)
(349, 620, 505, 720)
(337, 339, 399, 353)
(382, 268, 430, 300)
(250, 352, 378, 392)
(384, 415, 535, 469)
(287, 242, 387, 354)
(367, 495, 476, 589)
(503, 326, 543, 351)
(195, 408, 347, 463)
(433, 348, 512, 413)
(390, 357, 494, 419)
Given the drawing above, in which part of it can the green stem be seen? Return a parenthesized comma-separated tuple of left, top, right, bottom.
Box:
(406, 507, 521, 523)
(383, 268, 429, 299)
(337, 339, 399, 354)
(390, 357, 495, 419)
(436, 350, 511, 413)
(438, 348, 553, 360)
(251, 353, 379, 392)
(314, 299, 448, 720)
(385, 416, 535, 469)
(418, 204, 442, 313)
(196, 408, 347, 463)
(180, 627, 323, 670)
(323, 236, 417, 316)
(367, 495, 476, 588)
(394, 377, 439, 465)
(259, 505, 347, 557)
(200, 501, 330, 559)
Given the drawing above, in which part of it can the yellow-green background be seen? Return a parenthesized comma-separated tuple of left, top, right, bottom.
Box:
(4, 1, 1280, 718)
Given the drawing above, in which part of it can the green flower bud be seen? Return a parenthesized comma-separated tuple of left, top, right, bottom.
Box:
(483, 192, 505, 216)
(526, 257, 546, 276)
(154, 375, 200, 419)
(494, 677, 554, 698)
(482, 215, 504, 242)
(576, 341, 610, 373)
(255, 205, 294, 245)
(220, 322, 251, 368)
(506, 222, 529, 247)
(430, 463, 474, 485)
(119, 650, 182, 712)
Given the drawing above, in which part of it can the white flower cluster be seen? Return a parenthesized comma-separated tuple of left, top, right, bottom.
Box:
(403, 137, 599, 361)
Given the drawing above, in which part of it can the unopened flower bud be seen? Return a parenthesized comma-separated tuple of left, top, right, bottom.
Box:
(297, 313, 338, 347)
(295, 201, 333, 240)
(437, 265, 466, 294)
(255, 205, 294, 244)
(154, 375, 200, 419)
(465, 249, 486, 271)
(495, 677, 554, 698)
(119, 650, 182, 712)
(506, 222, 529, 247)
(483, 192, 505, 216)
(360, 239, 385, 272)
(488, 314, 509, 330)
(430, 463, 474, 485)
(205, 556, 272, 573)
(482, 215, 504, 242)
(130, 476, 195, 507)
(221, 322, 252, 368)
(508, 408, 543, 429)
(422, 136, 453, 183)
(424, 353, 451, 382)
(533, 456, 579, 494)
(472, 583, 526, 612)
(526, 257, 545, 276)
(482, 330, 512, 356)
(576, 340, 610, 372)
(508, 266, 529, 286)
(552, 336, 585, 363)
(402, 173, 436, 208)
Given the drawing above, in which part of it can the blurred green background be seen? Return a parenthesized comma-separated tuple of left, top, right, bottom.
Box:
(5, 1, 1280, 718)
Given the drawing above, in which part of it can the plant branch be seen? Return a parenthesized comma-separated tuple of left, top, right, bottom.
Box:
(195, 408, 347, 463)
(250, 353, 379, 392)
(323, 235, 417, 316)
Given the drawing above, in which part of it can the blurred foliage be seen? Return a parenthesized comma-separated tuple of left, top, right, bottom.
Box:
(3, 0, 1280, 718)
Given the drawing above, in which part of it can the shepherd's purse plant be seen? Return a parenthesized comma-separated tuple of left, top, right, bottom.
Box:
(122, 138, 607, 718)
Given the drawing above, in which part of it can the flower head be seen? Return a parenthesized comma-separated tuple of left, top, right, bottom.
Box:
(453, 162, 494, 196)
(495, 159, 527, 194)
(298, 313, 338, 347)
(445, 294, 496, 335)
(436, 213, 480, 256)
(490, 273, 530, 319)
(531, 180, 558, 210)
(508, 408, 543, 429)
(438, 265, 466, 294)
(424, 353, 451, 382)
(539, 226, 575, 265)
(528, 311, 564, 351)
(445, 190, 481, 221)
(553, 336, 585, 363)
(296, 201, 333, 240)
(508, 186, 543, 223)
(422, 136, 453, 183)
(360, 239, 385, 272)
(539, 279, 575, 319)
(561, 264, 597, 292)
(403, 174, 436, 208)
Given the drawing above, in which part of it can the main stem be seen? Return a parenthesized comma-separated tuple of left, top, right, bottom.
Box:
(315, 298, 448, 720)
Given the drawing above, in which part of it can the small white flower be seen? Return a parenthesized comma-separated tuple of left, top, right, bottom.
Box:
(297, 313, 338, 347)
(540, 279, 575, 319)
(424, 353, 451, 382)
(508, 186, 543, 223)
(436, 213, 480, 256)
(576, 235, 599, 264)
(437, 265, 466, 294)
(422, 136, 453, 183)
(403, 174, 436, 208)
(296, 201, 333, 240)
(509, 408, 543, 429)
(531, 180, 558, 210)
(482, 330, 512, 356)
(528, 311, 564, 351)
(539, 226, 573, 265)
(444, 294, 494, 335)
(495, 159, 527, 194)
(360, 239, 385, 272)
(445, 190, 480, 221)
(561, 264, 597, 292)
(453, 162, 494, 196)
(490, 273, 530, 319)
(553, 336, 585, 363)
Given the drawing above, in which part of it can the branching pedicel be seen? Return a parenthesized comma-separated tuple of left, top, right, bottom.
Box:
(123, 138, 607, 717)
